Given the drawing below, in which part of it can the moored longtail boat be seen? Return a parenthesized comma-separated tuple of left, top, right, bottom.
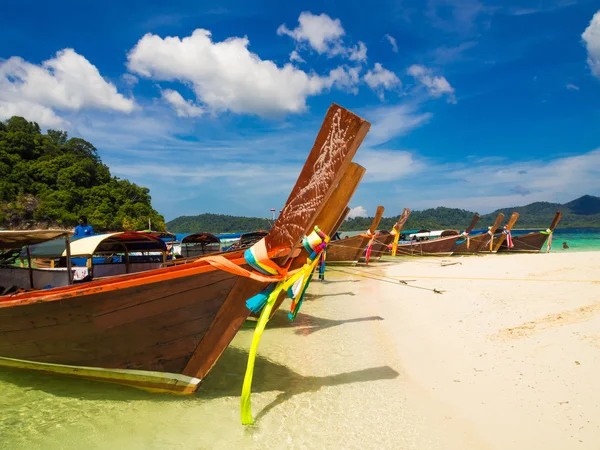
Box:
(453, 213, 504, 255)
(498, 211, 562, 253)
(331, 206, 351, 239)
(326, 205, 385, 264)
(394, 214, 480, 257)
(0, 104, 371, 399)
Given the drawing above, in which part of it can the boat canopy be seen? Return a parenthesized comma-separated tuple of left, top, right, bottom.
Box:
(181, 232, 220, 245)
(62, 232, 165, 257)
(139, 230, 176, 241)
(0, 230, 72, 250)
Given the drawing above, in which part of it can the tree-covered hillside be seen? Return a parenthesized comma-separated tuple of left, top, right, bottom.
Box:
(167, 213, 272, 233)
(0, 116, 165, 231)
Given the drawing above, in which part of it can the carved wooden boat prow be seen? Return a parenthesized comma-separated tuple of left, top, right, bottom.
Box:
(0, 104, 371, 395)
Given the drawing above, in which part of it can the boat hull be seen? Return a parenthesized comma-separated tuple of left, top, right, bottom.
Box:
(453, 233, 492, 254)
(394, 235, 461, 256)
(0, 257, 261, 393)
(497, 232, 549, 253)
(326, 235, 369, 263)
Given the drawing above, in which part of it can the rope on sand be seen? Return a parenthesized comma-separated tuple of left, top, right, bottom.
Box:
(326, 266, 445, 294)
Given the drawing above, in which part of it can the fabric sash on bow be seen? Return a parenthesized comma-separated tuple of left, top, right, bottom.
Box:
(541, 228, 553, 253)
(239, 226, 329, 425)
(364, 229, 375, 265)
(390, 228, 400, 257)
(460, 231, 470, 249)
(487, 226, 494, 251)
(503, 227, 514, 248)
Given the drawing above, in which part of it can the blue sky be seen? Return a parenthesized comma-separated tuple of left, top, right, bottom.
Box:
(2, 0, 600, 221)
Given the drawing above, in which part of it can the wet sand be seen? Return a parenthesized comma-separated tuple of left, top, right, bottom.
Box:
(1, 252, 599, 449)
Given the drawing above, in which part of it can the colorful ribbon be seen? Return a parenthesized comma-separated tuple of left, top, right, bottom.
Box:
(541, 228, 553, 253)
(503, 227, 514, 248)
(241, 226, 329, 425)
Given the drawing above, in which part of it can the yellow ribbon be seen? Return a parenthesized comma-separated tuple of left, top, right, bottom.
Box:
(240, 254, 322, 425)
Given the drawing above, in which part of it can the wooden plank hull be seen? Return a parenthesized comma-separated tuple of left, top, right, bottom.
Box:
(497, 232, 549, 253)
(453, 233, 492, 254)
(394, 235, 461, 256)
(326, 235, 369, 263)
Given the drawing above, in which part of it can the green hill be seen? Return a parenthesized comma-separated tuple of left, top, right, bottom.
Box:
(167, 213, 272, 233)
(166, 195, 600, 233)
(0, 116, 165, 231)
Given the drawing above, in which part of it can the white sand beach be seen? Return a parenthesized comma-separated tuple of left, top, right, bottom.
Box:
(303, 251, 600, 449)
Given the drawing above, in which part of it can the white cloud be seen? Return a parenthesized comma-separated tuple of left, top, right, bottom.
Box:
(278, 12, 368, 63)
(161, 89, 205, 117)
(582, 10, 600, 78)
(363, 104, 432, 146)
(406, 148, 600, 213)
(122, 73, 139, 86)
(364, 63, 401, 100)
(127, 29, 358, 116)
(348, 42, 368, 62)
(289, 50, 305, 63)
(347, 206, 368, 219)
(0, 49, 134, 127)
(356, 149, 423, 182)
(407, 64, 456, 103)
(384, 34, 398, 52)
(277, 12, 346, 56)
(566, 83, 580, 91)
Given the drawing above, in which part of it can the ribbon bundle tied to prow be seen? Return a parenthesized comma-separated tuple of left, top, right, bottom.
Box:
(502, 226, 514, 248)
(240, 226, 330, 425)
(541, 228, 553, 253)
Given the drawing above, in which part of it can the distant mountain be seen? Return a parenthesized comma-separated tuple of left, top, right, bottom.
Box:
(166, 213, 272, 233)
(166, 195, 600, 233)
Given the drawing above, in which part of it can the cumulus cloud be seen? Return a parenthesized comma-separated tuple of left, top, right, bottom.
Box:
(384, 34, 398, 52)
(277, 12, 346, 56)
(347, 206, 368, 218)
(161, 89, 205, 117)
(348, 42, 368, 62)
(278, 12, 368, 63)
(407, 64, 456, 103)
(0, 49, 134, 127)
(582, 10, 600, 78)
(127, 29, 358, 116)
(364, 63, 401, 100)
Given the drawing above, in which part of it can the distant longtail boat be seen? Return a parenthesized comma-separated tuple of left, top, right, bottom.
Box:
(498, 211, 562, 253)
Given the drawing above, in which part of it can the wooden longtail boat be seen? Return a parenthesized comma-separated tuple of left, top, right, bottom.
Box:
(0, 104, 371, 394)
(453, 213, 504, 255)
(326, 205, 385, 264)
(488, 212, 520, 253)
(498, 211, 562, 253)
(394, 214, 480, 257)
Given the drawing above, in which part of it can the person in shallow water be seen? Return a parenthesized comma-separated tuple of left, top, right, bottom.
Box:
(562, 242, 569, 249)
(74, 216, 94, 237)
